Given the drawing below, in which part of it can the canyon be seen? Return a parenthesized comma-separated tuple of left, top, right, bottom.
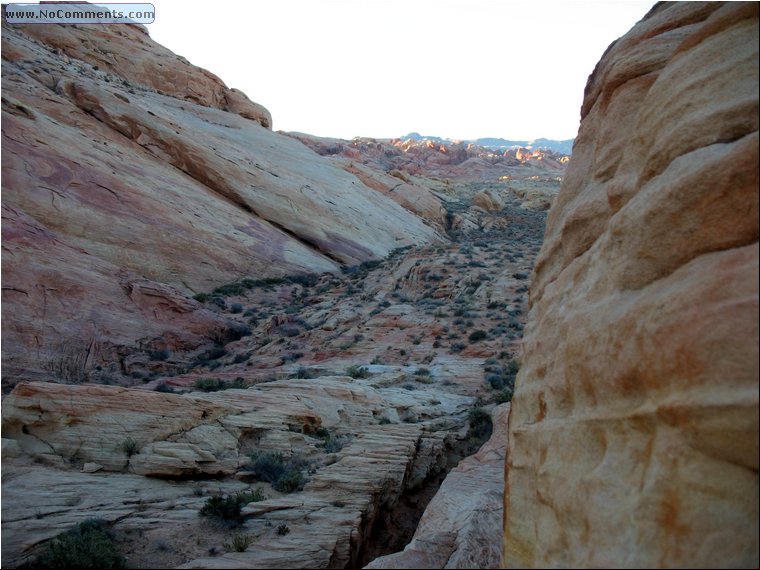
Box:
(1, 8, 558, 568)
(2, 1, 758, 569)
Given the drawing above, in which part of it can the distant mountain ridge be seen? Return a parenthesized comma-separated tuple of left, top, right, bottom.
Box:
(401, 132, 575, 155)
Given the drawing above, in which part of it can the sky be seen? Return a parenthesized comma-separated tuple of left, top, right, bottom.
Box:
(147, 0, 657, 141)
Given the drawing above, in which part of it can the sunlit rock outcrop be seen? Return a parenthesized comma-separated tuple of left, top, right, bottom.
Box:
(504, 2, 759, 567)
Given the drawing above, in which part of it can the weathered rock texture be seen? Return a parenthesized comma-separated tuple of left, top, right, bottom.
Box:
(287, 132, 569, 182)
(365, 404, 509, 569)
(1, 19, 443, 386)
(1, 378, 473, 568)
(504, 2, 759, 568)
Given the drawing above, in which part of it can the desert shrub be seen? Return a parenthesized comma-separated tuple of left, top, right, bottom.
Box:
(199, 489, 266, 527)
(194, 377, 246, 391)
(193, 293, 208, 303)
(154, 383, 176, 393)
(225, 323, 252, 341)
(121, 437, 138, 457)
(212, 283, 246, 296)
(247, 451, 287, 482)
(226, 531, 252, 552)
(246, 452, 307, 494)
(276, 523, 290, 536)
(229, 377, 246, 389)
(195, 346, 227, 364)
(345, 365, 371, 379)
(492, 386, 514, 404)
(229, 303, 243, 314)
(232, 352, 250, 364)
(147, 349, 170, 361)
(193, 378, 225, 392)
(292, 367, 317, 379)
(467, 407, 493, 447)
(31, 519, 125, 569)
(314, 429, 349, 453)
(468, 330, 487, 342)
(273, 469, 305, 493)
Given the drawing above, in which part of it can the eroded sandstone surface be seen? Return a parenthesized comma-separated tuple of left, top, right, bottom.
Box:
(2, 198, 547, 568)
(1, 18, 444, 387)
(504, 3, 759, 568)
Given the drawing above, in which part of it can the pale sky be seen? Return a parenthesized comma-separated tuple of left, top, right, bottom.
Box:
(147, 0, 657, 141)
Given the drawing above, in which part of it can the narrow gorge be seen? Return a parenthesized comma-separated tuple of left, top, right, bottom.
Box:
(2, 2, 758, 569)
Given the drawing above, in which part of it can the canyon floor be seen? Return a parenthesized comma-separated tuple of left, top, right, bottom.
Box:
(2, 176, 551, 569)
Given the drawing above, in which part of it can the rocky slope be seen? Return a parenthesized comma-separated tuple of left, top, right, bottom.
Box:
(2, 198, 547, 568)
(1, 18, 445, 388)
(504, 2, 759, 568)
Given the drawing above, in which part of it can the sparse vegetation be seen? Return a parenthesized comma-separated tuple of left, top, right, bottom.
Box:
(468, 329, 487, 342)
(345, 365, 371, 379)
(199, 489, 266, 527)
(246, 452, 307, 493)
(28, 519, 125, 569)
(121, 437, 138, 457)
(314, 428, 349, 453)
(226, 531, 252, 552)
(467, 407, 493, 449)
(193, 377, 246, 392)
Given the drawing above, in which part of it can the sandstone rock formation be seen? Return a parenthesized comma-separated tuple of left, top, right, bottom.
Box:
(1, 18, 444, 387)
(365, 404, 509, 569)
(287, 132, 568, 183)
(2, 195, 545, 569)
(0, 375, 472, 568)
(504, 2, 759, 568)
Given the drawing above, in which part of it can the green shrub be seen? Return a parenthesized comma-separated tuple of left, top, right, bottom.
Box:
(314, 429, 349, 453)
(247, 452, 307, 493)
(468, 330, 487, 342)
(121, 437, 138, 457)
(193, 378, 225, 392)
(33, 519, 125, 569)
(292, 367, 317, 379)
(193, 377, 246, 392)
(467, 407, 493, 448)
(199, 489, 266, 527)
(345, 365, 371, 379)
(248, 451, 286, 484)
(493, 386, 514, 404)
(273, 469, 305, 493)
(212, 283, 246, 296)
(226, 531, 252, 552)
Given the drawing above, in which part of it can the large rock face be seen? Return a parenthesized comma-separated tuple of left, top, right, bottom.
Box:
(1, 19, 443, 386)
(504, 3, 759, 568)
